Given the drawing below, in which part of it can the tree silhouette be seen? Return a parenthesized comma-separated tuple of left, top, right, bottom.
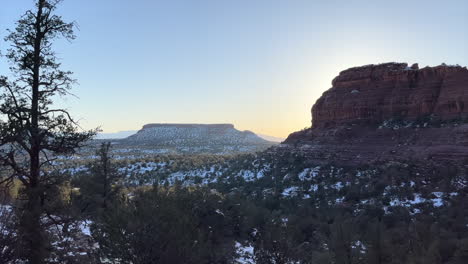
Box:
(0, 0, 96, 263)
(74, 142, 123, 218)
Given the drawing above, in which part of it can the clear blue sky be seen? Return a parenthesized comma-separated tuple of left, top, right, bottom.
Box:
(1, 0, 467, 137)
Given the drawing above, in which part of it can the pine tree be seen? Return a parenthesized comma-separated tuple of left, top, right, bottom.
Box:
(0, 0, 95, 262)
(74, 142, 122, 217)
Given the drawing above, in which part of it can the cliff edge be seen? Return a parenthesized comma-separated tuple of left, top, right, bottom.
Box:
(284, 63, 468, 165)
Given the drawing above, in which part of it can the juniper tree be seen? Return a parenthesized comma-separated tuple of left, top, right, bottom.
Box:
(0, 0, 95, 263)
(74, 142, 123, 217)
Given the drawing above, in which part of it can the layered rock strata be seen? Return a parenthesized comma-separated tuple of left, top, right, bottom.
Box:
(284, 63, 468, 165)
(312, 63, 468, 128)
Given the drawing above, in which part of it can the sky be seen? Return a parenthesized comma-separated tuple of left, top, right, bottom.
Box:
(1, 0, 467, 138)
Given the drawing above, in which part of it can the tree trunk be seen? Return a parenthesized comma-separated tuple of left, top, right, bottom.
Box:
(22, 0, 47, 263)
(21, 185, 46, 264)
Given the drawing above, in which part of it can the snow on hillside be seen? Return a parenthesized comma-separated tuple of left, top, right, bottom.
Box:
(114, 124, 277, 154)
(126, 124, 267, 145)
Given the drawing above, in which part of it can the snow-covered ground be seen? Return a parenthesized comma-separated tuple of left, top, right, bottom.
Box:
(235, 241, 255, 264)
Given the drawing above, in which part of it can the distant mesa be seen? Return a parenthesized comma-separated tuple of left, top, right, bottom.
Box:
(95, 130, 137, 139)
(113, 123, 276, 154)
(140, 123, 235, 130)
(284, 62, 468, 165)
(257, 134, 285, 143)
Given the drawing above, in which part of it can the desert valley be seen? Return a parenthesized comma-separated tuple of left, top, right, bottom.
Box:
(0, 1, 467, 264)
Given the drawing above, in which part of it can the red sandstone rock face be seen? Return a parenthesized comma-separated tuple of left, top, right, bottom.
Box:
(312, 63, 468, 128)
(283, 63, 468, 165)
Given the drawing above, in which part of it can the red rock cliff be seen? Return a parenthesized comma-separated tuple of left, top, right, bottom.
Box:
(312, 63, 468, 128)
(283, 63, 468, 165)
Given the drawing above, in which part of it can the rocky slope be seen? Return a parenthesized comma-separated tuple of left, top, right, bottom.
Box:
(119, 123, 275, 154)
(284, 63, 468, 165)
